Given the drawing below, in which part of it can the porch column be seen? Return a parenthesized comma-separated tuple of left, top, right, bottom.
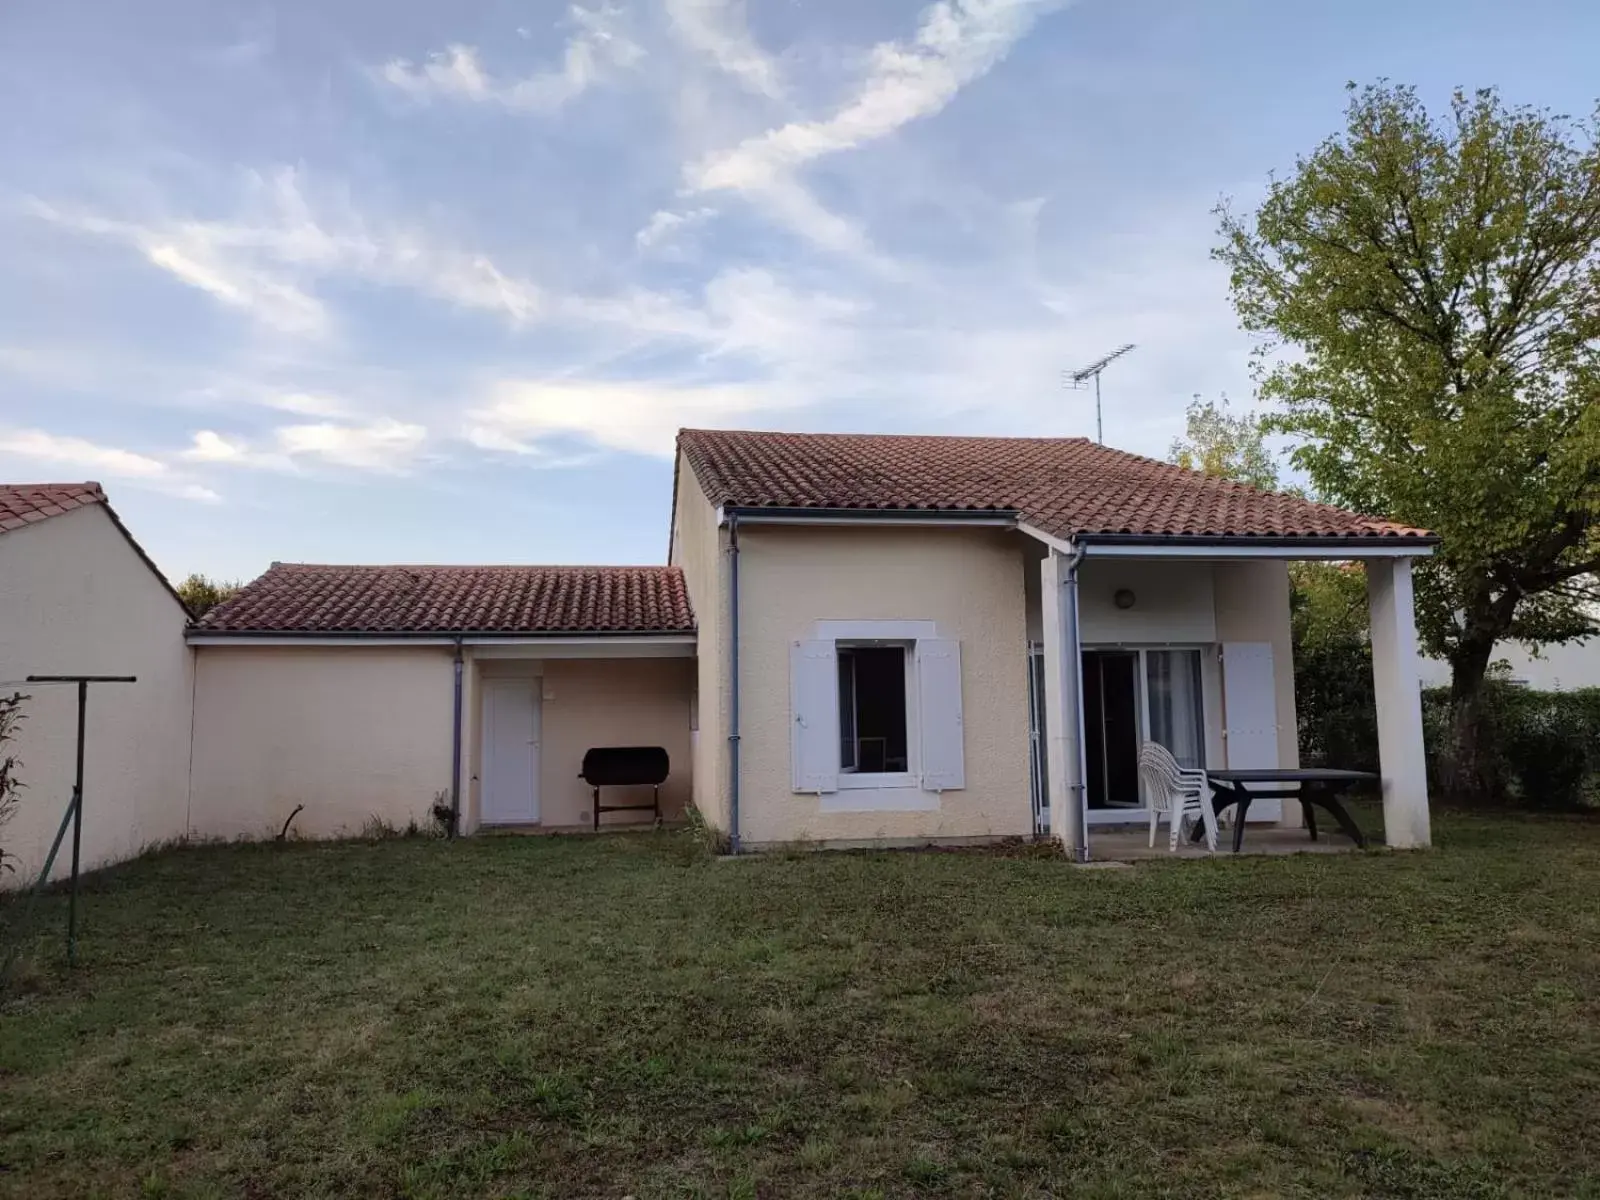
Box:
(1040, 549, 1087, 857)
(1365, 557, 1432, 848)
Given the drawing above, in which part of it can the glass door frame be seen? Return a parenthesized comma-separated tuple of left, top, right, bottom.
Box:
(1082, 643, 1210, 827)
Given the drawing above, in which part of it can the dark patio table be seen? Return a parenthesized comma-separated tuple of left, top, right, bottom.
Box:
(1195, 768, 1377, 853)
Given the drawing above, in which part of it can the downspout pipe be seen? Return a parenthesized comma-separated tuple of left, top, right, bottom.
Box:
(727, 514, 742, 853)
(1063, 544, 1091, 863)
(449, 637, 464, 838)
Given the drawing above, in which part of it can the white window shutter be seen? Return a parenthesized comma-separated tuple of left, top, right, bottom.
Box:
(1221, 641, 1281, 821)
(916, 638, 965, 791)
(790, 639, 839, 793)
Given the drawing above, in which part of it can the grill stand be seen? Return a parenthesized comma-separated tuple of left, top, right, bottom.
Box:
(592, 784, 662, 832)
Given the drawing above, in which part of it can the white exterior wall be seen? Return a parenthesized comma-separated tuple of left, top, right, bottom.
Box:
(1418, 637, 1600, 692)
(0, 505, 193, 882)
(736, 524, 1032, 847)
(190, 646, 455, 839)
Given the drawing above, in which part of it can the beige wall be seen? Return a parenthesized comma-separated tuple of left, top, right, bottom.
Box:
(737, 524, 1033, 847)
(0, 506, 193, 882)
(670, 457, 726, 828)
(466, 655, 694, 829)
(190, 646, 455, 839)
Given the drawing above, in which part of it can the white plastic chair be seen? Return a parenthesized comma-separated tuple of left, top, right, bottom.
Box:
(1137, 742, 1218, 852)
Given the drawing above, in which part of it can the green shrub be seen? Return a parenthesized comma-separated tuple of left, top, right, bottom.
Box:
(1422, 684, 1600, 810)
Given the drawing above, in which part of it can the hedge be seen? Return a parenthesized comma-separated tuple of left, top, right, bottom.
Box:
(1294, 640, 1600, 808)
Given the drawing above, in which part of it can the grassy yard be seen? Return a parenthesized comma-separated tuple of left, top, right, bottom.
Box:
(2, 812, 1599, 1199)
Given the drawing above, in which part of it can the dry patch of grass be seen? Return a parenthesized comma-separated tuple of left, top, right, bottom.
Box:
(1, 809, 1598, 1197)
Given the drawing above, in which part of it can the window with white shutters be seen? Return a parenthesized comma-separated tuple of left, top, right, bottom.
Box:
(790, 626, 965, 796)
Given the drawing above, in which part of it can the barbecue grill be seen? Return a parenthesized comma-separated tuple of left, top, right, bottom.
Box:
(579, 746, 670, 830)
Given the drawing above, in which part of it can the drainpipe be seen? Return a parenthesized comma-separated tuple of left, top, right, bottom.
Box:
(1063, 545, 1091, 863)
(449, 637, 464, 837)
(727, 514, 742, 853)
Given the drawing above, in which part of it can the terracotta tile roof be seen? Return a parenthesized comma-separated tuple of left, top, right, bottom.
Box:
(0, 482, 107, 534)
(198, 564, 696, 635)
(677, 429, 1433, 542)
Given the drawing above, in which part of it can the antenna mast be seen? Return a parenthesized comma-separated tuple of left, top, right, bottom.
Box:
(1063, 343, 1137, 444)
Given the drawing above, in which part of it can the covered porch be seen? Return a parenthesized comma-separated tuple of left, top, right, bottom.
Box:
(461, 637, 696, 834)
(1025, 534, 1432, 860)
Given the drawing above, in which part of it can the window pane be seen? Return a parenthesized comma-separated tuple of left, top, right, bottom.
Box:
(838, 646, 908, 773)
(1146, 649, 1204, 768)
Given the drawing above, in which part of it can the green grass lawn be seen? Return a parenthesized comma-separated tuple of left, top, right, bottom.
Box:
(2, 811, 1599, 1199)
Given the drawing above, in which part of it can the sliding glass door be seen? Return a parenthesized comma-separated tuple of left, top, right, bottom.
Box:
(1082, 647, 1207, 822)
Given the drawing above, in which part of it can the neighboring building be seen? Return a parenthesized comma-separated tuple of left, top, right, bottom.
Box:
(1418, 629, 1600, 692)
(669, 429, 1437, 853)
(0, 428, 1444, 871)
(188, 565, 695, 838)
(0, 484, 193, 881)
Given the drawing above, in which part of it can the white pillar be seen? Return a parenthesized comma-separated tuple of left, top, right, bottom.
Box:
(1041, 550, 1087, 856)
(1365, 557, 1431, 848)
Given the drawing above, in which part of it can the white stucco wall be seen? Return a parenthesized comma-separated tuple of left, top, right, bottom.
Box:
(464, 655, 695, 830)
(0, 505, 193, 882)
(1418, 637, 1600, 692)
(189, 646, 455, 839)
(670, 457, 726, 829)
(736, 524, 1033, 847)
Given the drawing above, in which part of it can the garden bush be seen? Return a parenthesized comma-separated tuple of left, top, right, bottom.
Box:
(1421, 683, 1600, 810)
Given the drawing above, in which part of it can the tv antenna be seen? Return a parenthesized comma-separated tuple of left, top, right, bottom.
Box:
(1063, 343, 1137, 444)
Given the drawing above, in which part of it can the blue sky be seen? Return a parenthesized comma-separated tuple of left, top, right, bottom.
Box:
(3, 0, 1597, 582)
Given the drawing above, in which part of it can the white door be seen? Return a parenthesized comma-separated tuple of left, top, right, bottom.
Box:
(1221, 642, 1281, 822)
(482, 680, 540, 824)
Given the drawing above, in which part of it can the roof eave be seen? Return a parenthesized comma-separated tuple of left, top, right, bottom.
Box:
(1072, 532, 1438, 558)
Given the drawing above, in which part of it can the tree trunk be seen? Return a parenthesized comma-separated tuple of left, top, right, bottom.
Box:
(1444, 631, 1497, 804)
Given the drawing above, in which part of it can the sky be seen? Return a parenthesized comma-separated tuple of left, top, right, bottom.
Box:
(2, 0, 1598, 582)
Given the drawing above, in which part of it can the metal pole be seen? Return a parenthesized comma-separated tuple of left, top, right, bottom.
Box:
(1094, 372, 1103, 444)
(67, 679, 86, 966)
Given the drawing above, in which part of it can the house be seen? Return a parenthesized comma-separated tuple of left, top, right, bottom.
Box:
(1417, 619, 1600, 692)
(187, 565, 696, 838)
(0, 484, 194, 881)
(668, 429, 1437, 855)
(2, 427, 1441, 870)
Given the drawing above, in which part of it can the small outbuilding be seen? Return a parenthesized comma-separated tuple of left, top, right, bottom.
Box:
(187, 564, 697, 839)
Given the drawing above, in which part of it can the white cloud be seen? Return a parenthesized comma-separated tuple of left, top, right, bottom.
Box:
(0, 429, 221, 502)
(276, 419, 427, 470)
(692, 0, 1064, 191)
(380, 4, 642, 113)
(683, 0, 1067, 257)
(30, 170, 545, 336)
(634, 206, 717, 252)
(465, 378, 794, 458)
(181, 419, 430, 473)
(183, 429, 252, 464)
(664, 0, 784, 98)
(0, 429, 169, 478)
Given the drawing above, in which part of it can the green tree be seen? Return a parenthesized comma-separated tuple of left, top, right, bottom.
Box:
(176, 574, 240, 618)
(1167, 393, 1280, 490)
(1215, 82, 1600, 800)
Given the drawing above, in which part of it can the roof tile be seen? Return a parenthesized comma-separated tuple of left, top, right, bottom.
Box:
(199, 564, 697, 635)
(678, 429, 1431, 542)
(0, 482, 106, 532)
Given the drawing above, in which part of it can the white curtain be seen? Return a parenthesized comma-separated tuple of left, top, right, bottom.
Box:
(1146, 650, 1204, 768)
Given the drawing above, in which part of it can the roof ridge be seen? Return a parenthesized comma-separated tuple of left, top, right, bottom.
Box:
(679, 426, 1093, 445)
